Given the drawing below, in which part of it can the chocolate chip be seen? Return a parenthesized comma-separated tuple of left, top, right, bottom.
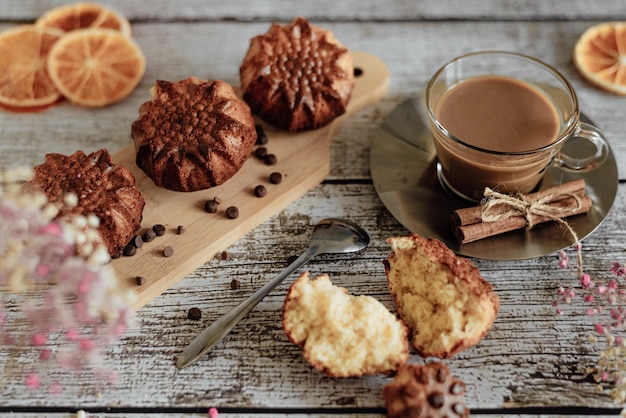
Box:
(255, 146, 268, 159)
(163, 246, 174, 257)
(255, 124, 268, 145)
(450, 381, 465, 395)
(226, 206, 239, 219)
(143, 229, 156, 242)
(111, 251, 122, 259)
(269, 172, 282, 184)
(436, 365, 448, 383)
(221, 250, 230, 260)
(263, 153, 277, 165)
(204, 199, 218, 213)
(405, 406, 422, 416)
(452, 403, 467, 416)
(354, 67, 363, 77)
(135, 276, 146, 286)
(123, 244, 137, 257)
(153, 224, 166, 236)
(187, 307, 202, 321)
(130, 235, 143, 249)
(230, 279, 240, 290)
(254, 185, 267, 197)
(286, 255, 299, 266)
(177, 225, 186, 234)
(427, 392, 445, 409)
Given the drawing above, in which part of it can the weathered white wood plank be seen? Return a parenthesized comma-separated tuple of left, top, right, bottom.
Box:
(0, 21, 624, 179)
(1, 0, 625, 22)
(2, 182, 625, 410)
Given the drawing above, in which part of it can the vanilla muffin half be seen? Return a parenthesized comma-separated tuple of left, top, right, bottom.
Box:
(283, 272, 409, 377)
(384, 234, 499, 359)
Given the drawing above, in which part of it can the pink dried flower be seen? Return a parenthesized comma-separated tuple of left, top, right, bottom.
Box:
(0, 188, 136, 392)
(25, 373, 41, 389)
(580, 274, 591, 288)
(611, 262, 625, 278)
(554, 245, 626, 403)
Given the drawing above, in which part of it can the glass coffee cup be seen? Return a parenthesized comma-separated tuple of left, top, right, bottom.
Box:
(426, 51, 609, 202)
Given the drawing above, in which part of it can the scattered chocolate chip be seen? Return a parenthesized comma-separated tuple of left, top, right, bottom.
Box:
(131, 235, 143, 249)
(269, 172, 283, 184)
(111, 251, 122, 259)
(255, 124, 268, 145)
(263, 153, 277, 165)
(204, 199, 218, 213)
(226, 206, 239, 219)
(427, 392, 445, 409)
(255, 146, 268, 159)
(177, 225, 186, 234)
(354, 67, 363, 77)
(187, 307, 202, 321)
(221, 250, 230, 260)
(286, 255, 299, 266)
(123, 244, 137, 257)
(254, 185, 267, 197)
(143, 229, 156, 242)
(135, 276, 146, 286)
(230, 279, 240, 290)
(153, 224, 166, 236)
(163, 246, 174, 257)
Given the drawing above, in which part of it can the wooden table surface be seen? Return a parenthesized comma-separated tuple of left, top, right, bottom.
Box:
(2, 1, 626, 417)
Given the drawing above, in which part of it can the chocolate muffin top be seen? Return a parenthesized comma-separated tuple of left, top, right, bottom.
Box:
(132, 77, 257, 192)
(28, 149, 145, 256)
(240, 17, 354, 132)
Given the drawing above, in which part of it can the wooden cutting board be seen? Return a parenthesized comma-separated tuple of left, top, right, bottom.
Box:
(111, 52, 389, 310)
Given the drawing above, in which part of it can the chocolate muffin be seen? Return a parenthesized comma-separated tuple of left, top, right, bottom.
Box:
(132, 77, 257, 192)
(27, 149, 145, 257)
(240, 17, 354, 132)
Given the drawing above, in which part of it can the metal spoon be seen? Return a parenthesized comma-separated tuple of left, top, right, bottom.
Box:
(176, 218, 370, 369)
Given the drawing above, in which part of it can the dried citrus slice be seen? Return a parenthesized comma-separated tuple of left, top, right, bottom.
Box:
(573, 22, 626, 95)
(47, 28, 146, 107)
(35, 2, 131, 37)
(0, 25, 64, 108)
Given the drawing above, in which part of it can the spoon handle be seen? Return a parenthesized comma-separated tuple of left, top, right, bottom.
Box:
(176, 249, 315, 369)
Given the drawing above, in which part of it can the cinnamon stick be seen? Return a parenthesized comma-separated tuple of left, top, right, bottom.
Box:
(451, 178, 586, 227)
(452, 179, 592, 245)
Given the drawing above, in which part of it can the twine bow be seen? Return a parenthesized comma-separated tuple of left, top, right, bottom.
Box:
(481, 187, 584, 276)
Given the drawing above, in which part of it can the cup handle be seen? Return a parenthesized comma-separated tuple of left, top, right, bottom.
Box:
(554, 122, 609, 172)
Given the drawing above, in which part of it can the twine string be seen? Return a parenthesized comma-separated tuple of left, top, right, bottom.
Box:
(481, 187, 584, 276)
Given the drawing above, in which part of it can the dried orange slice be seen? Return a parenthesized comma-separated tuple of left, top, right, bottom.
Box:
(0, 25, 64, 108)
(573, 22, 626, 95)
(47, 28, 146, 107)
(35, 2, 131, 37)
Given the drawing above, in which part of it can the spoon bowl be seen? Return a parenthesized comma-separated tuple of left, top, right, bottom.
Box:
(308, 218, 370, 255)
(176, 218, 370, 369)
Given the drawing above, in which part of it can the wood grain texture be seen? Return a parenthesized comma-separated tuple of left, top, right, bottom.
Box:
(1, 0, 626, 21)
(1, 1, 626, 416)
